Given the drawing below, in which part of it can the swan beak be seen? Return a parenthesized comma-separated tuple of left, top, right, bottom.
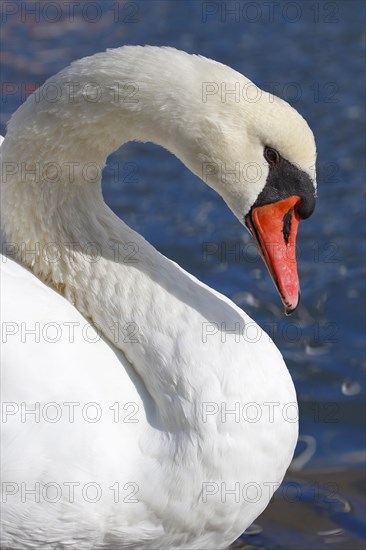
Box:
(246, 196, 301, 315)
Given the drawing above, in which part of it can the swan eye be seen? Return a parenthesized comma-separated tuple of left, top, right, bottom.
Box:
(264, 147, 280, 166)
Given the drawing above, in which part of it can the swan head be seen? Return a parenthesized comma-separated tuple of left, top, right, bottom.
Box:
(183, 67, 317, 314)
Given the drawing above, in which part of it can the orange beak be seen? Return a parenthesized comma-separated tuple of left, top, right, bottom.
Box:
(246, 196, 301, 315)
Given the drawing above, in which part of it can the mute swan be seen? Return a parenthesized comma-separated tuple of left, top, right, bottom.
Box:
(0, 46, 316, 549)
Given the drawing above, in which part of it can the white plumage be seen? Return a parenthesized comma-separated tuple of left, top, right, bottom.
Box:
(0, 46, 316, 549)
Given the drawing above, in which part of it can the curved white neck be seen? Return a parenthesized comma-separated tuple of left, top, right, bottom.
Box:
(1, 47, 287, 428)
(0, 48, 245, 423)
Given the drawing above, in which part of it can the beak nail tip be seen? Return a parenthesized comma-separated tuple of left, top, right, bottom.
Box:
(284, 291, 301, 316)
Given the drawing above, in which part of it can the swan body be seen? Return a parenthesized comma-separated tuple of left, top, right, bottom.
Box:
(0, 46, 316, 549)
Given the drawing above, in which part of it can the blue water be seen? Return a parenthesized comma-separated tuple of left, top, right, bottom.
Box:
(1, 1, 365, 548)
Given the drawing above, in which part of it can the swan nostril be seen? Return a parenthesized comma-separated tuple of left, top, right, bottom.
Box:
(282, 208, 293, 244)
